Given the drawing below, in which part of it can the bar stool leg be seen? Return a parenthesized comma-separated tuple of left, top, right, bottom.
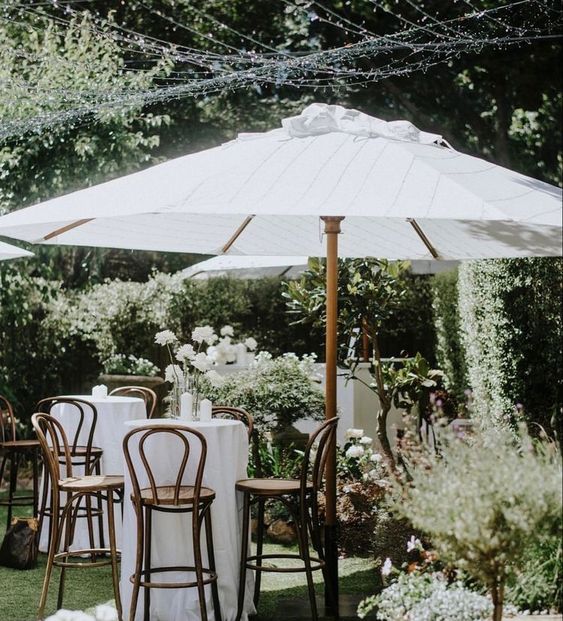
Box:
(57, 494, 77, 610)
(143, 506, 151, 621)
(32, 449, 39, 518)
(38, 496, 60, 621)
(289, 502, 318, 621)
(204, 506, 222, 621)
(193, 508, 209, 621)
(7, 450, 19, 527)
(129, 504, 144, 621)
(236, 491, 251, 621)
(94, 459, 105, 549)
(107, 491, 123, 621)
(253, 498, 265, 608)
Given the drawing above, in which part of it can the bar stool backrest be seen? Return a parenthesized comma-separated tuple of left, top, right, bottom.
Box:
(31, 413, 73, 487)
(0, 395, 17, 443)
(212, 406, 254, 439)
(123, 425, 208, 507)
(300, 417, 339, 513)
(35, 397, 98, 463)
(109, 386, 157, 419)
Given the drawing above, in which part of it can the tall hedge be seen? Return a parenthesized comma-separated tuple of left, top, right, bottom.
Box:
(431, 270, 468, 399)
(458, 258, 562, 434)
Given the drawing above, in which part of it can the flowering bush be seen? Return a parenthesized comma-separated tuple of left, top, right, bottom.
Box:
(358, 571, 500, 621)
(395, 426, 562, 621)
(203, 352, 324, 431)
(102, 354, 159, 377)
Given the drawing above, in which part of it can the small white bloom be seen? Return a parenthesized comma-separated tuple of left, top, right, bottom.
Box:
(407, 535, 422, 552)
(205, 369, 225, 388)
(164, 364, 182, 383)
(192, 325, 217, 344)
(220, 325, 234, 337)
(155, 330, 177, 346)
(176, 344, 196, 362)
(244, 337, 258, 351)
(345, 445, 365, 459)
(192, 352, 212, 373)
(359, 436, 373, 446)
(370, 452, 383, 463)
(381, 557, 393, 576)
(94, 604, 119, 621)
(345, 428, 364, 440)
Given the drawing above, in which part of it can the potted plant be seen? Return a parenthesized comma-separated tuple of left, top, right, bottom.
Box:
(99, 354, 165, 409)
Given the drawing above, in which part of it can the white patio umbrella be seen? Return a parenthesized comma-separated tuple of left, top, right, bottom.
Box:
(0, 240, 33, 261)
(181, 255, 459, 279)
(0, 103, 561, 613)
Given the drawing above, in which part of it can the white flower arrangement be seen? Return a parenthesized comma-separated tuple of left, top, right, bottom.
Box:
(345, 444, 365, 459)
(341, 427, 389, 485)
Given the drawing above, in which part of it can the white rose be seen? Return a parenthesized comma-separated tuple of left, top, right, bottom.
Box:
(155, 330, 177, 346)
(192, 352, 212, 373)
(164, 364, 183, 383)
(244, 337, 258, 351)
(205, 370, 225, 388)
(345, 428, 364, 440)
(192, 325, 217, 345)
(370, 452, 383, 463)
(359, 436, 373, 446)
(345, 445, 364, 459)
(220, 325, 234, 337)
(176, 344, 196, 362)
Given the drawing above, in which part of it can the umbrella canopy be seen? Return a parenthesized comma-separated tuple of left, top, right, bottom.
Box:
(0, 240, 33, 261)
(1, 103, 560, 614)
(0, 103, 560, 258)
(181, 255, 460, 279)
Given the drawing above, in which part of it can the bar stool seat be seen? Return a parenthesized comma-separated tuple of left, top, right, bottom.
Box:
(236, 478, 312, 496)
(1, 438, 40, 450)
(138, 485, 215, 505)
(60, 475, 124, 493)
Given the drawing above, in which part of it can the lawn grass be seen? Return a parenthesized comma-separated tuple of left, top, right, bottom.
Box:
(0, 491, 377, 620)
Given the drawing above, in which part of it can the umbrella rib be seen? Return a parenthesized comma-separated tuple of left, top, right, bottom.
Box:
(43, 219, 94, 241)
(221, 215, 255, 253)
(407, 218, 440, 258)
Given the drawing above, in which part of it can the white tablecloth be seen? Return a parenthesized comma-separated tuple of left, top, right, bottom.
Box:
(121, 418, 255, 621)
(39, 395, 146, 553)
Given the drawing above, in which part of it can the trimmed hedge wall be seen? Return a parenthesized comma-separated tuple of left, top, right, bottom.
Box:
(431, 270, 468, 400)
(458, 258, 562, 434)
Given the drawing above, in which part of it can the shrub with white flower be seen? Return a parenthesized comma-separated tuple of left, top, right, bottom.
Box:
(206, 325, 257, 366)
(339, 427, 388, 484)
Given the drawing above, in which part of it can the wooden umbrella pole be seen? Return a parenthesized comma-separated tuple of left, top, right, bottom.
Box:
(321, 215, 344, 617)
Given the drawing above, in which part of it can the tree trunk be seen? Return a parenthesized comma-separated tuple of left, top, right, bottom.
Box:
(377, 405, 395, 469)
(491, 580, 505, 621)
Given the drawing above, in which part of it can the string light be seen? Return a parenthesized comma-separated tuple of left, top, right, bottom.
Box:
(0, 0, 560, 140)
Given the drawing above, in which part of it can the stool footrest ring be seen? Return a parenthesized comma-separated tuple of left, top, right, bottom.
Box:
(53, 548, 121, 568)
(246, 552, 324, 573)
(129, 565, 218, 589)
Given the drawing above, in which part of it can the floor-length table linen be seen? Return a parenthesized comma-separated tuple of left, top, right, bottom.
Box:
(39, 395, 146, 553)
(120, 418, 255, 621)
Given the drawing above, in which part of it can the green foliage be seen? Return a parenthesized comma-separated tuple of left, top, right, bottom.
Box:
(431, 270, 468, 400)
(396, 428, 562, 618)
(204, 353, 325, 431)
(101, 354, 160, 377)
(458, 258, 563, 434)
(506, 532, 563, 613)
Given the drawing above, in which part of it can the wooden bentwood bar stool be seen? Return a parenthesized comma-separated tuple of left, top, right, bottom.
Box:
(123, 425, 222, 621)
(109, 386, 158, 419)
(36, 397, 106, 551)
(31, 413, 123, 621)
(235, 417, 339, 621)
(0, 395, 40, 530)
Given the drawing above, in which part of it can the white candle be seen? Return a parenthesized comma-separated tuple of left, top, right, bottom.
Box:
(235, 343, 247, 366)
(92, 385, 101, 398)
(99, 384, 108, 398)
(180, 392, 193, 420)
(199, 398, 212, 422)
